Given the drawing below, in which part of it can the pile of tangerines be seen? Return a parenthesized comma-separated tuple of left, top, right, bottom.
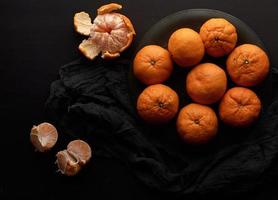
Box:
(133, 18, 269, 145)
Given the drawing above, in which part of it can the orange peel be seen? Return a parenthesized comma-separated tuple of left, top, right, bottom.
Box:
(74, 3, 135, 60)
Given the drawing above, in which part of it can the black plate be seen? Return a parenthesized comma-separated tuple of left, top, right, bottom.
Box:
(128, 9, 273, 152)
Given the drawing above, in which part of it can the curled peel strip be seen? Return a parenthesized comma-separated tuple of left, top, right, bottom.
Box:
(74, 12, 93, 36)
(97, 3, 122, 15)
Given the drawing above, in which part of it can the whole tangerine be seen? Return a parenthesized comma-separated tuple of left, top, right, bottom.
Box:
(200, 18, 237, 57)
(168, 28, 205, 67)
(133, 45, 173, 85)
(137, 84, 179, 124)
(219, 87, 261, 127)
(186, 63, 227, 105)
(226, 44, 270, 86)
(176, 103, 218, 145)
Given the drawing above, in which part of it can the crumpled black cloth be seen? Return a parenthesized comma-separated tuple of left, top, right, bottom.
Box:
(46, 57, 278, 197)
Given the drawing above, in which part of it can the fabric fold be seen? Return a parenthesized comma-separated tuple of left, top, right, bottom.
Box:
(45, 57, 278, 197)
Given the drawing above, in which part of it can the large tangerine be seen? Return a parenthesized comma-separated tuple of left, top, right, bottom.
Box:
(137, 84, 179, 124)
(168, 28, 205, 67)
(200, 18, 237, 57)
(186, 63, 227, 105)
(219, 87, 261, 127)
(226, 44, 270, 86)
(176, 103, 218, 144)
(133, 45, 173, 85)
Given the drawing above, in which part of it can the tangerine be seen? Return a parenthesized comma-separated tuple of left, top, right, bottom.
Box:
(186, 63, 227, 105)
(137, 84, 179, 124)
(176, 103, 218, 144)
(74, 3, 136, 60)
(219, 87, 261, 127)
(226, 44, 270, 86)
(168, 28, 205, 67)
(200, 18, 237, 57)
(133, 45, 173, 85)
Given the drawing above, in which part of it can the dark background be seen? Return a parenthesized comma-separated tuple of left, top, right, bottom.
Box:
(1, 0, 278, 199)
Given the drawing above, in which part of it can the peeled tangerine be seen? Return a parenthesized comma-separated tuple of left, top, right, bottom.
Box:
(30, 122, 58, 152)
(56, 140, 92, 176)
(74, 3, 136, 60)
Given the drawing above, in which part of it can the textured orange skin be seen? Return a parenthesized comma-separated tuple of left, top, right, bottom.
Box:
(186, 63, 227, 105)
(168, 28, 205, 67)
(97, 3, 122, 15)
(219, 87, 261, 127)
(133, 45, 173, 85)
(200, 18, 238, 57)
(137, 84, 179, 124)
(176, 103, 218, 145)
(226, 44, 270, 87)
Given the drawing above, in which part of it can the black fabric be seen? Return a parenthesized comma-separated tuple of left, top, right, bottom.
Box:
(45, 57, 278, 198)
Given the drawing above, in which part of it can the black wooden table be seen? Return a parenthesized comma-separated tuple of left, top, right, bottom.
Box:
(1, 0, 278, 199)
